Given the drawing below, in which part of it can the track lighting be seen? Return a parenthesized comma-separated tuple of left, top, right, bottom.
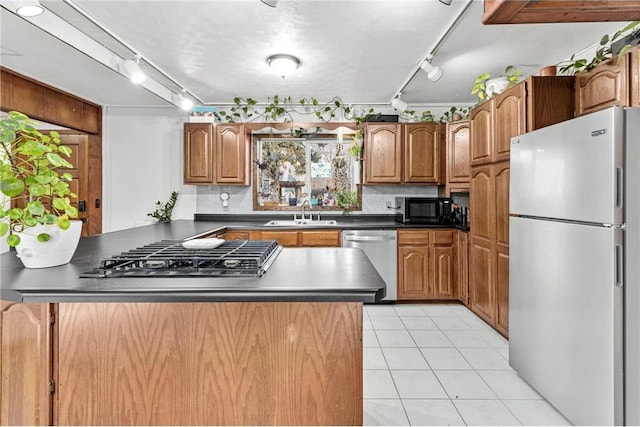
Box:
(267, 54, 301, 79)
(118, 57, 146, 84)
(15, 1, 44, 17)
(420, 60, 444, 82)
(391, 95, 408, 112)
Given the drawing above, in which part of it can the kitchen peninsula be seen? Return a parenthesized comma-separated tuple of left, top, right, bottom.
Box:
(0, 220, 385, 426)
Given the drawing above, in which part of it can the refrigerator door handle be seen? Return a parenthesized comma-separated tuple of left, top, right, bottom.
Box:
(615, 244, 623, 287)
(616, 167, 624, 208)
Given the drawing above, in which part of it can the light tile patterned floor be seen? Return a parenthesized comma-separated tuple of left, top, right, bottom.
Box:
(363, 303, 572, 426)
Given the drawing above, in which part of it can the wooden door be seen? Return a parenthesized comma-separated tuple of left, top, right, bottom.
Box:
(364, 124, 402, 183)
(469, 166, 496, 323)
(495, 245, 509, 337)
(215, 124, 250, 185)
(457, 231, 470, 306)
(575, 54, 629, 117)
(55, 132, 89, 236)
(432, 230, 456, 299)
(403, 123, 440, 183)
(493, 162, 510, 249)
(493, 83, 526, 163)
(397, 245, 430, 300)
(469, 102, 493, 166)
(184, 123, 214, 184)
(446, 120, 470, 184)
(0, 301, 53, 426)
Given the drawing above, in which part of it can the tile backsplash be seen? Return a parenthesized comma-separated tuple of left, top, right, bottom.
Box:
(196, 185, 438, 215)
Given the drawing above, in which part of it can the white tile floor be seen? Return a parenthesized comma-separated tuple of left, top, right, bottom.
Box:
(363, 303, 572, 426)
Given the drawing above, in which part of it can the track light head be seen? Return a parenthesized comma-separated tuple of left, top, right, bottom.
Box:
(391, 96, 408, 112)
(420, 60, 444, 82)
(118, 58, 146, 84)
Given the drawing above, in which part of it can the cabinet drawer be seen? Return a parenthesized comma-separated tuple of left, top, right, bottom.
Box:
(299, 230, 341, 247)
(433, 230, 454, 245)
(261, 231, 299, 247)
(223, 231, 250, 240)
(398, 230, 430, 245)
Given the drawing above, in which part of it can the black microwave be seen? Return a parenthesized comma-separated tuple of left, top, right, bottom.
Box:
(394, 197, 453, 225)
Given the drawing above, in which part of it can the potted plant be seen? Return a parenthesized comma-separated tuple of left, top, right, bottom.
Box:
(0, 111, 81, 268)
(347, 129, 363, 158)
(147, 191, 179, 222)
(335, 187, 358, 215)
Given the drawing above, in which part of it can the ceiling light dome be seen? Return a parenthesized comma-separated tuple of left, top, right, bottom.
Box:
(16, 1, 44, 17)
(267, 54, 301, 79)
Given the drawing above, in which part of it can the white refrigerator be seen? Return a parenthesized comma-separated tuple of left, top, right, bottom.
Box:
(509, 106, 640, 426)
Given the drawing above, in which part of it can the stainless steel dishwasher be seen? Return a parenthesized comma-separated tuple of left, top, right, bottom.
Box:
(342, 229, 397, 302)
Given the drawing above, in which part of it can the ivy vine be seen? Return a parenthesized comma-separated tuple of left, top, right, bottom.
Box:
(215, 95, 427, 124)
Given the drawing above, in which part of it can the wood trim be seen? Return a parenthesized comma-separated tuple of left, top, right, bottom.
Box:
(0, 67, 102, 134)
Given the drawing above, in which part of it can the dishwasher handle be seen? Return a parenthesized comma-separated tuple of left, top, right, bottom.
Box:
(343, 235, 396, 243)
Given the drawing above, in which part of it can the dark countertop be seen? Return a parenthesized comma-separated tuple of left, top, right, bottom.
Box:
(0, 221, 386, 303)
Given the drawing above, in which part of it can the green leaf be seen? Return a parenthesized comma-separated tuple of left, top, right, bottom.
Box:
(8, 208, 23, 220)
(27, 201, 45, 216)
(24, 217, 37, 227)
(65, 205, 78, 218)
(58, 217, 71, 230)
(7, 234, 20, 247)
(37, 233, 51, 243)
(58, 145, 72, 157)
(28, 183, 46, 197)
(0, 223, 8, 237)
(42, 214, 57, 224)
(0, 178, 24, 197)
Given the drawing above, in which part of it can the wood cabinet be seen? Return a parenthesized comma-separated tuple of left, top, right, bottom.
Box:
(575, 50, 634, 117)
(0, 301, 53, 426)
(364, 123, 443, 184)
(469, 103, 492, 167)
(364, 124, 402, 183)
(215, 124, 251, 185)
(397, 229, 457, 301)
(222, 229, 341, 247)
(183, 123, 250, 185)
(184, 123, 214, 184)
(457, 231, 470, 307)
(445, 120, 470, 194)
(469, 162, 510, 335)
(482, 0, 640, 24)
(403, 123, 441, 183)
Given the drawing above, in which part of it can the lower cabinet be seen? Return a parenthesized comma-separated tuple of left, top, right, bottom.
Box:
(457, 231, 470, 307)
(0, 301, 53, 426)
(223, 229, 341, 247)
(397, 229, 458, 301)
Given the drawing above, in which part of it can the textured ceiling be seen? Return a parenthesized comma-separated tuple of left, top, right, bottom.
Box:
(0, 0, 630, 110)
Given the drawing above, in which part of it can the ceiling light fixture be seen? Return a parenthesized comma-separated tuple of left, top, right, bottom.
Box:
(266, 54, 301, 79)
(118, 56, 146, 84)
(439, 0, 453, 5)
(420, 59, 444, 82)
(260, 0, 278, 7)
(390, 94, 408, 112)
(15, 1, 45, 17)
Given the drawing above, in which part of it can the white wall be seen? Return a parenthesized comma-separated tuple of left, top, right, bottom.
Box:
(103, 107, 196, 232)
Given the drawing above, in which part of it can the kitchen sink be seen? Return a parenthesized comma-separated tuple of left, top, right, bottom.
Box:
(264, 219, 338, 227)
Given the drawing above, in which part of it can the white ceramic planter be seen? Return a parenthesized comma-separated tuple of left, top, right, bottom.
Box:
(485, 76, 509, 97)
(15, 221, 82, 268)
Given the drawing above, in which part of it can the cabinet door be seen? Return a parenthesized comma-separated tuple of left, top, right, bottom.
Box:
(433, 245, 456, 299)
(575, 54, 629, 117)
(0, 302, 53, 426)
(215, 124, 250, 185)
(403, 123, 440, 183)
(470, 166, 495, 242)
(495, 244, 509, 338)
(299, 230, 341, 247)
(493, 83, 525, 163)
(457, 231, 470, 307)
(364, 124, 402, 183)
(631, 46, 640, 107)
(446, 120, 470, 184)
(493, 162, 510, 248)
(469, 102, 493, 166)
(398, 245, 430, 300)
(184, 123, 214, 184)
(469, 238, 495, 324)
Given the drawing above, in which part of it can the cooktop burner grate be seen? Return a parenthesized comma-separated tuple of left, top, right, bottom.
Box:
(80, 239, 282, 278)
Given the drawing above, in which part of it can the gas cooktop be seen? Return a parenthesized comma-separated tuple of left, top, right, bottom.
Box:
(80, 239, 282, 278)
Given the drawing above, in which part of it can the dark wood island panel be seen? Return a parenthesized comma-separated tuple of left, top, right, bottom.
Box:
(53, 302, 362, 426)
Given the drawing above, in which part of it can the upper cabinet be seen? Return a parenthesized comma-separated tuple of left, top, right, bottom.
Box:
(183, 123, 250, 185)
(364, 122, 442, 185)
(482, 0, 640, 24)
(470, 76, 575, 167)
(364, 124, 402, 183)
(445, 120, 470, 194)
(575, 46, 640, 117)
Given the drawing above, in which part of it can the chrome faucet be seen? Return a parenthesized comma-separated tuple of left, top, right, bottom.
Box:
(301, 199, 312, 221)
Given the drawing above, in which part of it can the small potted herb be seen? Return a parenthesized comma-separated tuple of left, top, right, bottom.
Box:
(147, 191, 179, 222)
